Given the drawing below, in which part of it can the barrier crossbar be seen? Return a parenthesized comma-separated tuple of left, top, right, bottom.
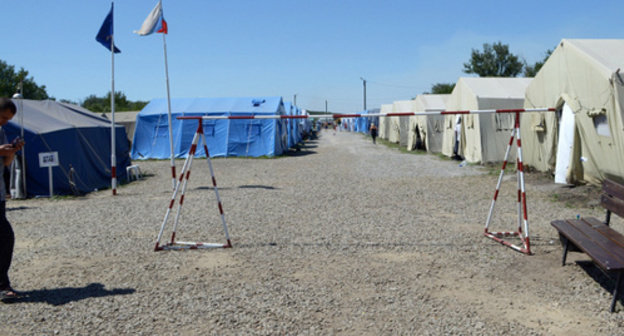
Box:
(176, 107, 555, 120)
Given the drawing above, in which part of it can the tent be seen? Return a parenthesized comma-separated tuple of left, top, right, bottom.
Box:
(407, 94, 449, 153)
(521, 39, 624, 185)
(284, 102, 302, 149)
(101, 111, 140, 143)
(4, 99, 131, 196)
(441, 77, 532, 163)
(378, 104, 393, 140)
(388, 100, 412, 145)
(355, 109, 380, 133)
(132, 97, 288, 159)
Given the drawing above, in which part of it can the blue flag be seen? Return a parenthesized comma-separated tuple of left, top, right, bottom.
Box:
(96, 3, 121, 53)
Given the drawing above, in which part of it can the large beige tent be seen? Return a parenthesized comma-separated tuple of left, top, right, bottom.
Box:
(407, 94, 449, 152)
(521, 39, 624, 185)
(378, 104, 393, 140)
(441, 77, 532, 163)
(390, 100, 413, 145)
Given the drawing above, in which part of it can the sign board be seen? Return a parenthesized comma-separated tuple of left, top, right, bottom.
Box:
(39, 152, 59, 168)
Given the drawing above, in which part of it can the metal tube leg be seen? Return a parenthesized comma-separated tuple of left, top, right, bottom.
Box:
(485, 127, 516, 231)
(611, 272, 622, 313)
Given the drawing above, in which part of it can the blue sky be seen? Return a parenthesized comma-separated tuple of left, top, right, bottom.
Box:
(2, 0, 623, 112)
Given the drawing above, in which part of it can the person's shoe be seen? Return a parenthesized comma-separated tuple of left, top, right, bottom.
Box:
(0, 287, 19, 302)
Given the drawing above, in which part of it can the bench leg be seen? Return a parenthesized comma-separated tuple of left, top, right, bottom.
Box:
(562, 238, 570, 266)
(611, 272, 623, 313)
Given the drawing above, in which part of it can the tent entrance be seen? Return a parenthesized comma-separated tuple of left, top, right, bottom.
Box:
(554, 103, 575, 184)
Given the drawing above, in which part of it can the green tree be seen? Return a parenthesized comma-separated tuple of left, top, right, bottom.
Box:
(0, 59, 49, 99)
(82, 91, 148, 112)
(463, 42, 524, 77)
(524, 49, 553, 77)
(429, 82, 455, 94)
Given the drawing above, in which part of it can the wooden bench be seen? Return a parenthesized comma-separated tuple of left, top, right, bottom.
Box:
(551, 179, 624, 312)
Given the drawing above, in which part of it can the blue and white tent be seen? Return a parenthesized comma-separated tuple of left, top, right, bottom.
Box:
(284, 102, 302, 149)
(4, 100, 131, 196)
(355, 109, 379, 133)
(131, 96, 289, 159)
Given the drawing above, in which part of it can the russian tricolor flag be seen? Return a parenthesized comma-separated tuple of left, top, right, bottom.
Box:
(134, 0, 168, 36)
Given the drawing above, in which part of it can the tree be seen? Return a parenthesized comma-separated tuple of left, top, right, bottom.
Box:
(524, 49, 553, 77)
(429, 82, 455, 94)
(81, 91, 148, 112)
(463, 42, 524, 77)
(0, 59, 49, 99)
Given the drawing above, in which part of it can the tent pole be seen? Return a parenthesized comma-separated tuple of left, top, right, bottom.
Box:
(162, 33, 176, 190)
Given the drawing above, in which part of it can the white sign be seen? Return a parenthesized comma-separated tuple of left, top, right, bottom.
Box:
(39, 152, 59, 168)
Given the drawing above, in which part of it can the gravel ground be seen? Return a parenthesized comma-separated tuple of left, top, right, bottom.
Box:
(1, 130, 624, 335)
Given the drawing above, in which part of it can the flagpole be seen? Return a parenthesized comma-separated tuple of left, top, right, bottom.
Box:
(110, 2, 117, 196)
(162, 33, 176, 190)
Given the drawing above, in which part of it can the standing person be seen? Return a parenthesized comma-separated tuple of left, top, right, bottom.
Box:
(453, 115, 462, 160)
(370, 123, 378, 144)
(0, 98, 24, 301)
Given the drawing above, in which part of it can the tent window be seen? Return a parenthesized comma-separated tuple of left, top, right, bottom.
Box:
(495, 114, 514, 131)
(247, 124, 262, 137)
(156, 124, 169, 138)
(202, 121, 216, 137)
(593, 114, 611, 137)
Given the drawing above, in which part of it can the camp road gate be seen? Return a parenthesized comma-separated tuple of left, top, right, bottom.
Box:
(156, 107, 554, 255)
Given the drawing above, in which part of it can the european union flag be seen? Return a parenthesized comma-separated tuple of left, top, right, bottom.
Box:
(96, 3, 121, 53)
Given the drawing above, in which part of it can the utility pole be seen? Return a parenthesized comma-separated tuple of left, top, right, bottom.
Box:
(325, 100, 328, 113)
(360, 77, 367, 111)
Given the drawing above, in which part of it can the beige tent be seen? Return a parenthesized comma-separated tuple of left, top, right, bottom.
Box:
(521, 39, 624, 185)
(378, 103, 393, 140)
(441, 77, 532, 163)
(102, 111, 139, 143)
(390, 100, 413, 145)
(407, 94, 449, 153)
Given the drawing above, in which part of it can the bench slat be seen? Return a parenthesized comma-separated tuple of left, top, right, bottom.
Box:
(604, 179, 624, 200)
(601, 194, 624, 219)
(551, 219, 624, 271)
(588, 217, 624, 248)
(573, 218, 624, 266)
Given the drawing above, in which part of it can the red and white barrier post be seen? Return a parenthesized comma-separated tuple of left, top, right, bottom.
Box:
(484, 112, 531, 254)
(154, 120, 231, 251)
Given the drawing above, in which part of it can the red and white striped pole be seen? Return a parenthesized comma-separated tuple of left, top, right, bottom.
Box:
(154, 130, 197, 251)
(175, 107, 555, 121)
(200, 130, 232, 248)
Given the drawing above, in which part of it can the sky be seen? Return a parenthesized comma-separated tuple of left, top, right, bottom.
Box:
(2, 0, 623, 113)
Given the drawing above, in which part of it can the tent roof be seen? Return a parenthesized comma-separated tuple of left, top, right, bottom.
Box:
(101, 111, 140, 123)
(11, 100, 115, 134)
(457, 77, 532, 100)
(415, 94, 449, 110)
(563, 39, 624, 77)
(140, 96, 284, 116)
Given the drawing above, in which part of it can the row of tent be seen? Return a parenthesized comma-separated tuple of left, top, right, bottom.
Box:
(131, 96, 311, 159)
(4, 96, 311, 197)
(350, 39, 624, 185)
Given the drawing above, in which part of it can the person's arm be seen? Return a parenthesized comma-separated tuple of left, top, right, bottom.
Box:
(0, 141, 24, 166)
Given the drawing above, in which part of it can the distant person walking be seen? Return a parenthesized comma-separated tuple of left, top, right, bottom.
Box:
(0, 98, 24, 301)
(370, 123, 378, 144)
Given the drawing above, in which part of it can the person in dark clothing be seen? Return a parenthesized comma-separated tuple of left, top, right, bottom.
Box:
(370, 123, 378, 144)
(0, 98, 24, 301)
